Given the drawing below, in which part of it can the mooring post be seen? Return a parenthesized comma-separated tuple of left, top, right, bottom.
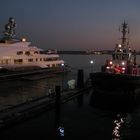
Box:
(77, 93, 83, 107)
(55, 85, 61, 128)
(54, 86, 65, 139)
(77, 69, 84, 88)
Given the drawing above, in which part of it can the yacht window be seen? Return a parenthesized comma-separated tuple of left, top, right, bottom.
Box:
(47, 58, 52, 61)
(53, 57, 58, 60)
(25, 51, 30, 55)
(45, 58, 58, 61)
(17, 51, 23, 55)
(14, 59, 23, 64)
(28, 59, 33, 62)
(0, 59, 10, 64)
(34, 51, 39, 54)
(52, 64, 55, 67)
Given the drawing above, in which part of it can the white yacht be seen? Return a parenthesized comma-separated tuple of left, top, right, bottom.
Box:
(0, 17, 66, 71)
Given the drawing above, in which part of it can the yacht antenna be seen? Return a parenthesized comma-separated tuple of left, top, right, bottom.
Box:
(3, 17, 17, 38)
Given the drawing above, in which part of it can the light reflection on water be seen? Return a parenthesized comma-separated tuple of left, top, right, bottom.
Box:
(112, 113, 132, 140)
(112, 114, 125, 140)
(0, 75, 65, 110)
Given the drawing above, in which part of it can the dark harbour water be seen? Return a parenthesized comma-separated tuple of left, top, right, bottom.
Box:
(1, 89, 140, 140)
(1, 55, 140, 140)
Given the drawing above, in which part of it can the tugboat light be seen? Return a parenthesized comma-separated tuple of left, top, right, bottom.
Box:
(118, 44, 122, 48)
(121, 61, 125, 65)
(119, 49, 122, 52)
(109, 61, 113, 65)
(106, 66, 110, 69)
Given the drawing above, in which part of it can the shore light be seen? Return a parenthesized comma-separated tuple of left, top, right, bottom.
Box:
(90, 60, 94, 64)
(90, 60, 94, 73)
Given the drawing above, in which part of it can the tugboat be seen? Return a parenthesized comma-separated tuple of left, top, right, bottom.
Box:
(0, 17, 70, 81)
(90, 22, 140, 90)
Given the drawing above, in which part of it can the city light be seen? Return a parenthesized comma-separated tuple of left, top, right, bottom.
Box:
(90, 60, 94, 73)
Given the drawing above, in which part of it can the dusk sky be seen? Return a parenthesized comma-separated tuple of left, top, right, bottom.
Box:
(0, 0, 140, 51)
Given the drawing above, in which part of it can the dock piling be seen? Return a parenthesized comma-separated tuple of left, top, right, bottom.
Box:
(77, 69, 84, 88)
(55, 86, 61, 128)
(54, 86, 65, 139)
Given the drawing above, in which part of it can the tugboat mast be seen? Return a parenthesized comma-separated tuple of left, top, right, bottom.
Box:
(119, 21, 129, 49)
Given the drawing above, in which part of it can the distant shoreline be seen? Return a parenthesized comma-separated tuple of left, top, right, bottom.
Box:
(57, 50, 140, 55)
(57, 50, 113, 55)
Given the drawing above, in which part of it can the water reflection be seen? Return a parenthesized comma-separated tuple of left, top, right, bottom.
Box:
(89, 89, 135, 112)
(112, 114, 124, 140)
(0, 76, 67, 110)
(89, 88, 134, 140)
(112, 113, 132, 140)
(77, 94, 84, 107)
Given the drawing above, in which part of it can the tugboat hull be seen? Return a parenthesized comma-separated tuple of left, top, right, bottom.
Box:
(90, 72, 140, 90)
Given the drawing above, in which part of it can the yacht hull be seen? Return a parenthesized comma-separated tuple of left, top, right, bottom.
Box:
(0, 66, 70, 81)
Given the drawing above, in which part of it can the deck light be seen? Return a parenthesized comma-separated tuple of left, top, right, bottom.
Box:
(121, 61, 125, 65)
(90, 60, 94, 72)
(61, 63, 64, 67)
(109, 61, 113, 65)
(106, 66, 110, 69)
(22, 38, 26, 42)
(118, 44, 122, 48)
